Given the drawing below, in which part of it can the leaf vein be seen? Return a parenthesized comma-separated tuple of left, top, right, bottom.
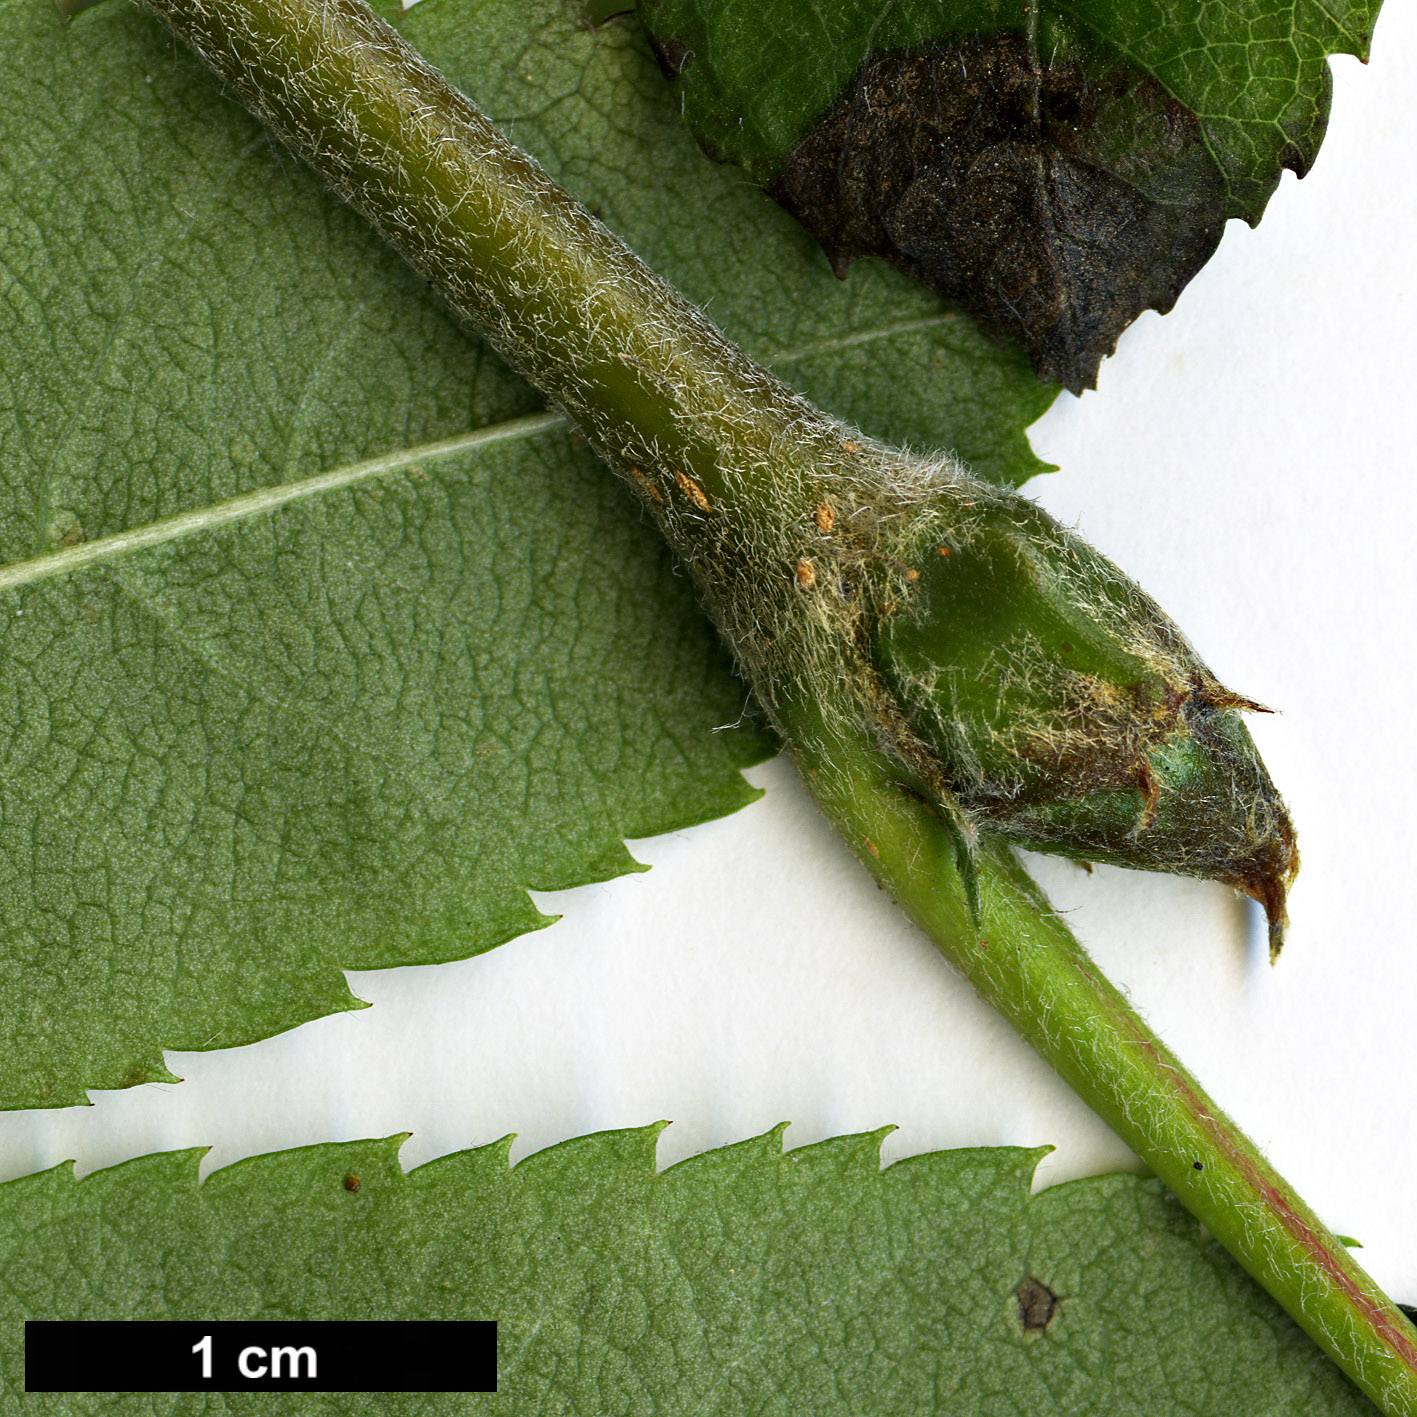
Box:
(0, 411, 567, 594)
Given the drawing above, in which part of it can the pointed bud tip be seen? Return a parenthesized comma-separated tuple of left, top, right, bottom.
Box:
(1196, 682, 1297, 960)
(1228, 808, 1298, 963)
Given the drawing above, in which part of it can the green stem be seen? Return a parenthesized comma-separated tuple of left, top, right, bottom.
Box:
(795, 701, 1417, 1412)
(125, 0, 1417, 1408)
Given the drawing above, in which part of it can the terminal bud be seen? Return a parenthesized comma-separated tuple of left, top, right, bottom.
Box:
(871, 491, 1297, 957)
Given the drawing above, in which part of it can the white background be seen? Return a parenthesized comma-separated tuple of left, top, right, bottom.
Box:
(2, 0, 1414, 1304)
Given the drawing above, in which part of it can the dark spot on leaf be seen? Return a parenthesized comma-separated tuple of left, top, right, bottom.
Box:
(1279, 65, 1331, 179)
(1278, 139, 1315, 179)
(1193, 1160, 1204, 1171)
(580, 0, 635, 27)
(344, 1173, 362, 1193)
(767, 36, 1228, 392)
(649, 34, 692, 81)
(1016, 1276, 1060, 1332)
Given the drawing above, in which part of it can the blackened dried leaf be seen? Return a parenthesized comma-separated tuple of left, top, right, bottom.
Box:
(639, 0, 1377, 391)
(768, 38, 1228, 392)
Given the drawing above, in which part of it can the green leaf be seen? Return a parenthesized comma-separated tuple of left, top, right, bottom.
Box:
(0, 0, 1054, 1108)
(0, 1127, 1377, 1412)
(637, 0, 1379, 389)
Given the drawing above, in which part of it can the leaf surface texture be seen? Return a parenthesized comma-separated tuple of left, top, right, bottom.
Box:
(0, 1128, 1377, 1413)
(0, 0, 1053, 1106)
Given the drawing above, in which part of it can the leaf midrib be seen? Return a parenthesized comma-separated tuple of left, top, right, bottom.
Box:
(0, 411, 567, 593)
(0, 311, 956, 594)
